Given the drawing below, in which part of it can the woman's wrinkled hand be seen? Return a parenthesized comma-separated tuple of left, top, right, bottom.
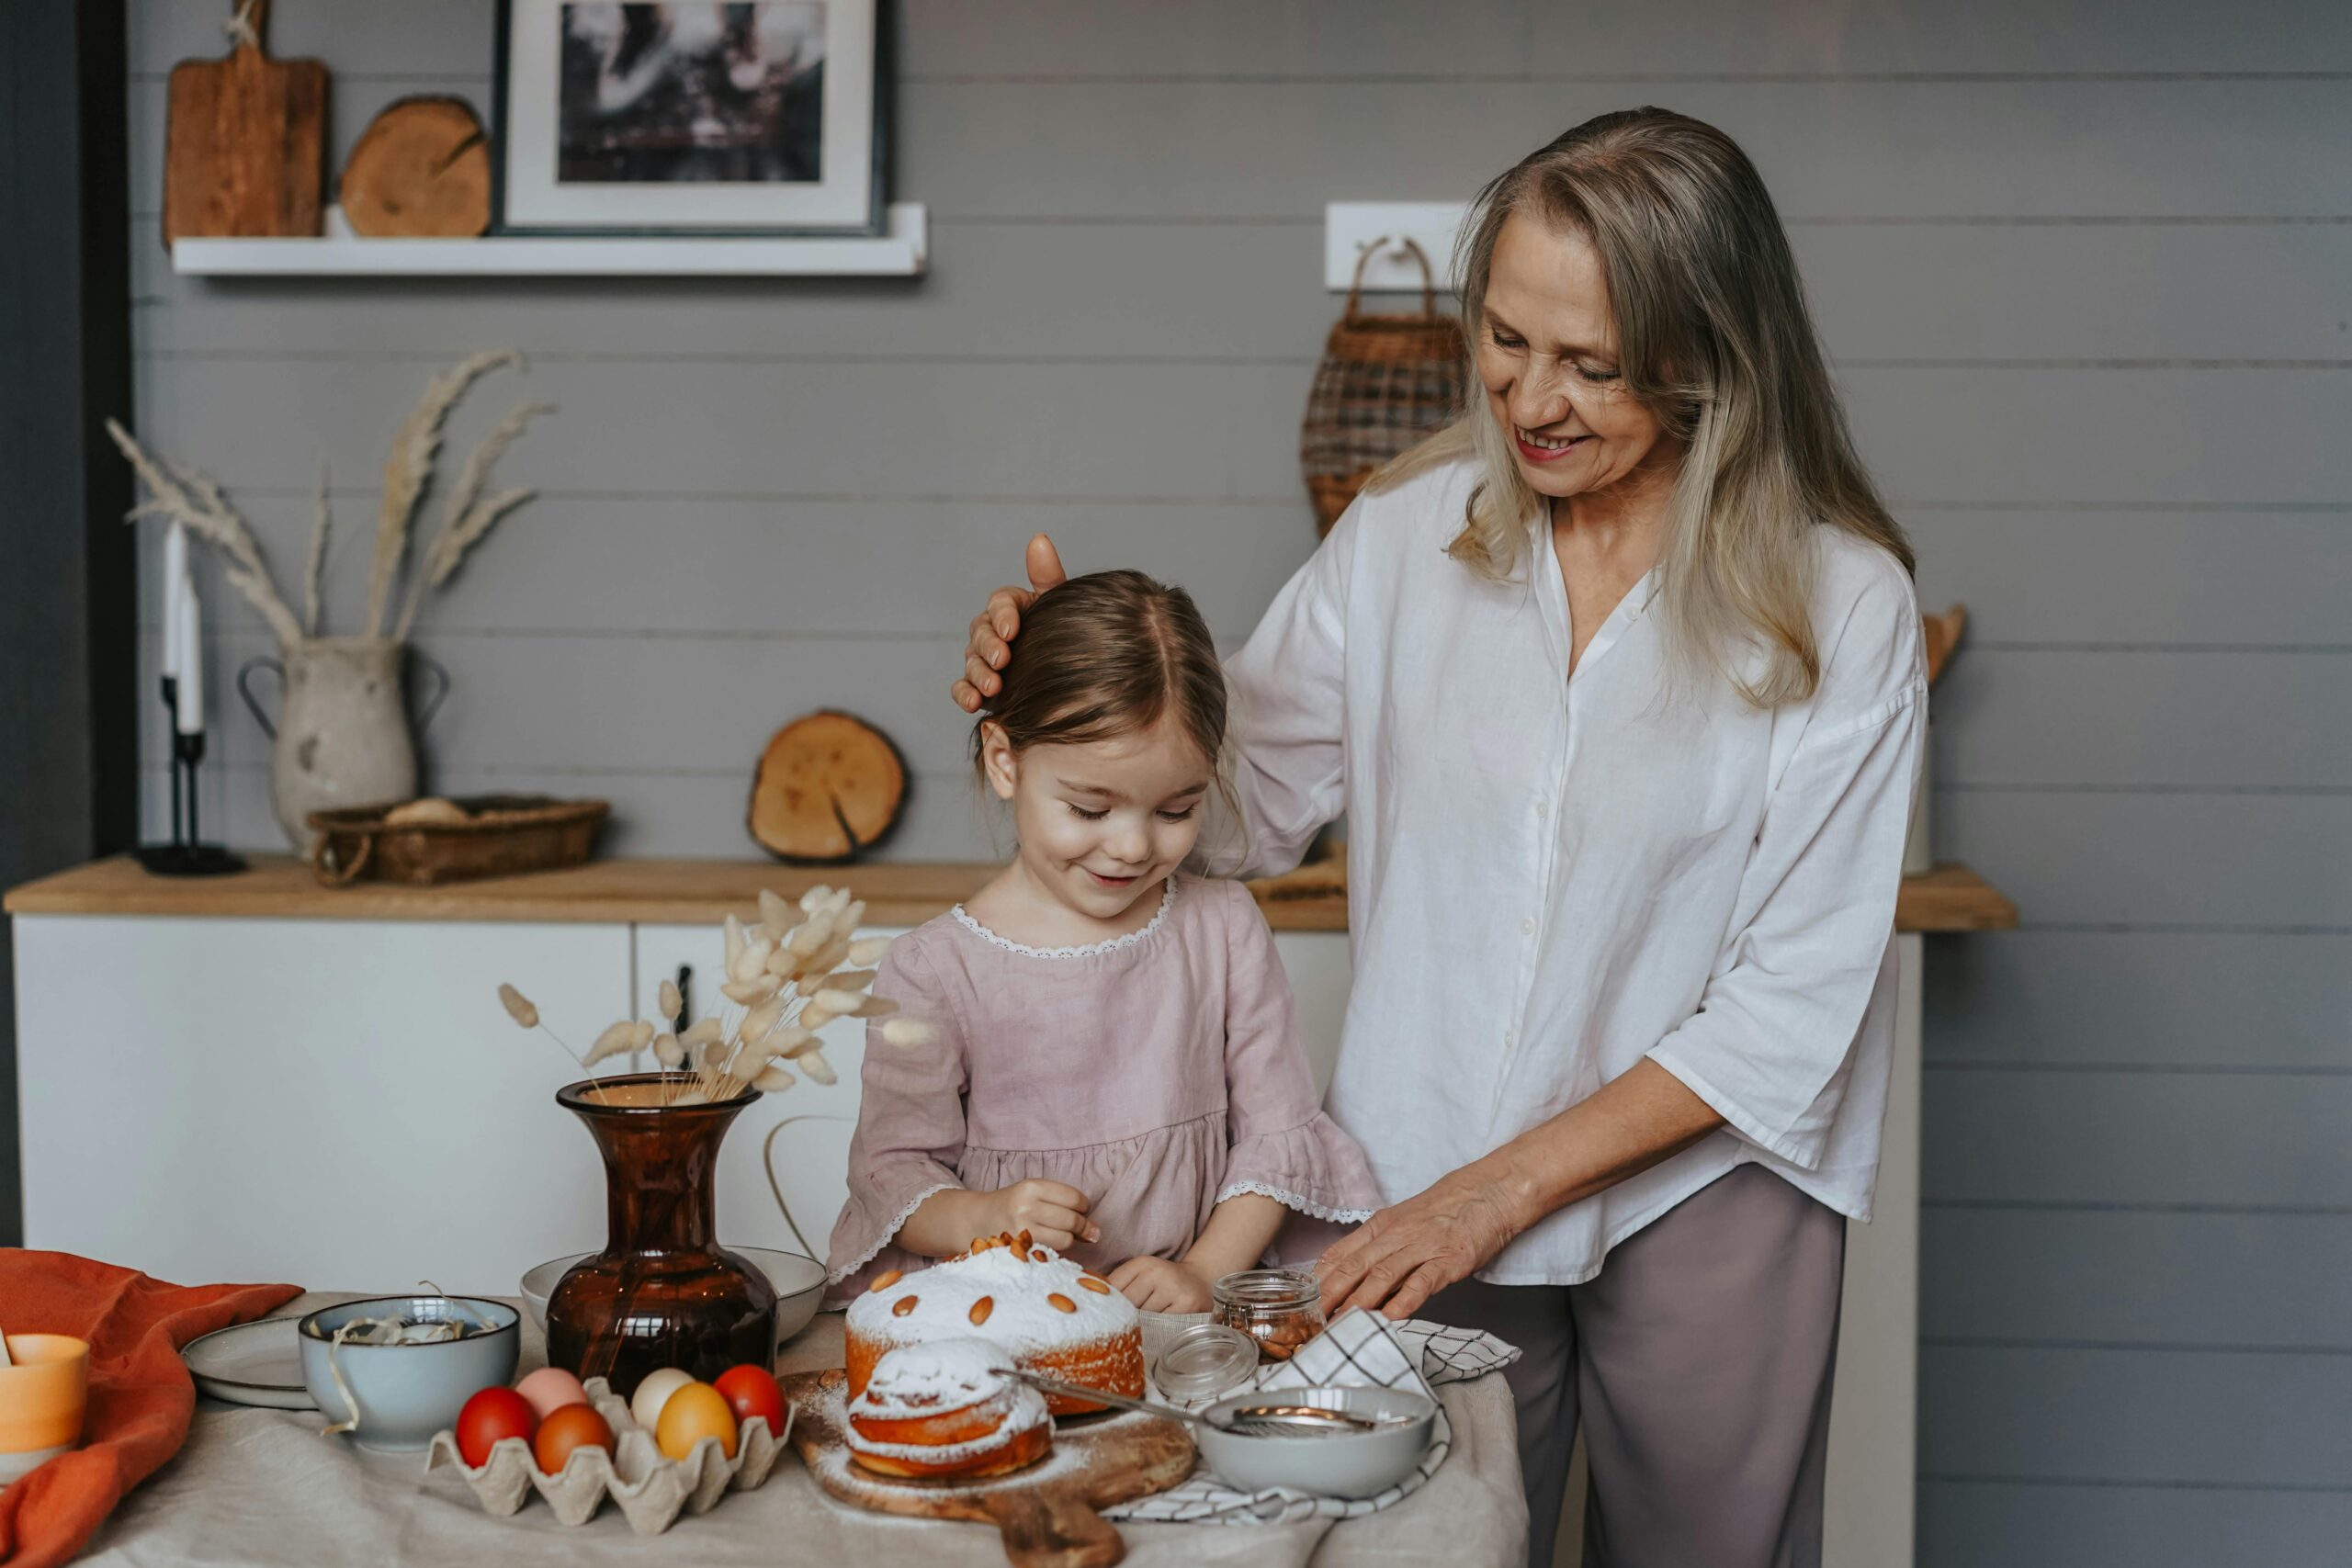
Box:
(1315, 1163, 1529, 1320)
(1104, 1255, 1214, 1314)
(952, 534, 1068, 713)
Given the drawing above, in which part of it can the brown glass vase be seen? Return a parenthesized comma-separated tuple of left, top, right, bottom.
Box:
(546, 1074, 777, 1397)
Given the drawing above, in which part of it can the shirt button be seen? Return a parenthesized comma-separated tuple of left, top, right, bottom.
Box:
(1521, 917, 1535, 935)
(1535, 800, 1550, 818)
(1504, 1030, 1518, 1047)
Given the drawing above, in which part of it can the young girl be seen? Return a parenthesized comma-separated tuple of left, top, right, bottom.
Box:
(824, 570, 1379, 1313)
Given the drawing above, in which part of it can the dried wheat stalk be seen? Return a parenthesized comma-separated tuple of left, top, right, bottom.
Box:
(364, 349, 521, 638)
(304, 457, 333, 637)
(106, 420, 304, 648)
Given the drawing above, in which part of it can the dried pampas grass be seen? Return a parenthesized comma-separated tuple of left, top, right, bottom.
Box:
(107, 421, 304, 648)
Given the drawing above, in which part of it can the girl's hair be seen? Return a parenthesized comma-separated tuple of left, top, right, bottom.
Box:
(973, 569, 1227, 773)
(1371, 107, 1913, 708)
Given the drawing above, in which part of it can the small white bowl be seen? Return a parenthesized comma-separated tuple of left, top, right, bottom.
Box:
(1194, 1384, 1440, 1499)
(521, 1248, 826, 1352)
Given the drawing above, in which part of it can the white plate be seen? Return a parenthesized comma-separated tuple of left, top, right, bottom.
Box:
(183, 1317, 314, 1409)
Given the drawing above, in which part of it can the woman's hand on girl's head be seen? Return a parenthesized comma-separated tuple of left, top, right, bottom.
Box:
(989, 1177, 1098, 1251)
(1314, 1164, 1528, 1320)
(953, 534, 1068, 713)
(1104, 1256, 1214, 1314)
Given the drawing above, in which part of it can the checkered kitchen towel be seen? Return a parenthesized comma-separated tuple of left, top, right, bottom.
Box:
(1106, 1307, 1519, 1524)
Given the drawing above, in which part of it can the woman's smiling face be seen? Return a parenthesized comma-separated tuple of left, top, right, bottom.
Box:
(1477, 211, 1676, 502)
(980, 712, 1212, 921)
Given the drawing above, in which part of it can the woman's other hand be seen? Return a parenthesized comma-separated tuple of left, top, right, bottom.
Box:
(1105, 1255, 1214, 1314)
(953, 534, 1068, 713)
(1315, 1164, 1528, 1320)
(988, 1178, 1098, 1252)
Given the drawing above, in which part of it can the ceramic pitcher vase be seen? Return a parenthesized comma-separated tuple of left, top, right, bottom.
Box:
(236, 637, 450, 851)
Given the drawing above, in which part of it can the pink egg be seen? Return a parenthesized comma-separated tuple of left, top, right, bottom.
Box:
(514, 1367, 590, 1420)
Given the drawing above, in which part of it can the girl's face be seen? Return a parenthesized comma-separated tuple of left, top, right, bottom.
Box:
(1477, 211, 1678, 502)
(981, 712, 1213, 922)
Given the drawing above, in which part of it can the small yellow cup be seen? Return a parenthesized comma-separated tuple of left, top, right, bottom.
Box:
(0, 1335, 90, 1479)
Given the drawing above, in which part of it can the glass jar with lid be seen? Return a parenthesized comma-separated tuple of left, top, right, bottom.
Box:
(1211, 1269, 1326, 1361)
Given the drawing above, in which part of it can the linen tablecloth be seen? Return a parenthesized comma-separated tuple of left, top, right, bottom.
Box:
(73, 1296, 1528, 1568)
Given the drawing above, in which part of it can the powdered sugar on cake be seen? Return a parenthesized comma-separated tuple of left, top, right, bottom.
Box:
(845, 1238, 1139, 1352)
(850, 1337, 1021, 1413)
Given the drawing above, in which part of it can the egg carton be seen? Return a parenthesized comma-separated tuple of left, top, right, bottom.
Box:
(426, 1376, 787, 1535)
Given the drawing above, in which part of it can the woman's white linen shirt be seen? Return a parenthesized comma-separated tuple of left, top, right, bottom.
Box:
(1212, 457, 1927, 1285)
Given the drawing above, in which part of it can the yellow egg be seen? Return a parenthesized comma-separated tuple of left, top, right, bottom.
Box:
(654, 1381, 739, 1461)
(629, 1367, 695, 1432)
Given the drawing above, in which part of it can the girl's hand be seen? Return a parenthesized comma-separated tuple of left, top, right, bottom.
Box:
(1315, 1164, 1527, 1320)
(953, 535, 1067, 713)
(1104, 1256, 1213, 1314)
(987, 1178, 1098, 1252)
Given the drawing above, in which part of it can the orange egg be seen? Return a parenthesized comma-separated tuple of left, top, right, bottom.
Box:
(653, 1381, 738, 1461)
(533, 1402, 614, 1475)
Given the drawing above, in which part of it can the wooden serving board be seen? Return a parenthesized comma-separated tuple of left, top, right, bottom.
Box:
(164, 1, 327, 246)
(783, 1370, 1194, 1568)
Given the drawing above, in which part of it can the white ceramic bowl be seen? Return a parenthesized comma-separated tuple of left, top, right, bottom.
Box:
(521, 1248, 827, 1351)
(1194, 1384, 1440, 1499)
(297, 1296, 521, 1452)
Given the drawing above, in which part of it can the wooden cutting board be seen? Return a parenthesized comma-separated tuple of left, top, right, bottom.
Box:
(164, 0, 327, 246)
(783, 1369, 1194, 1568)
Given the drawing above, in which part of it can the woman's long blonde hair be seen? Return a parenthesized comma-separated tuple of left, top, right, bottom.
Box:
(1372, 107, 1911, 707)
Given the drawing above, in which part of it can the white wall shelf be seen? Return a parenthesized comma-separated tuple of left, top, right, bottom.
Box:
(172, 201, 927, 278)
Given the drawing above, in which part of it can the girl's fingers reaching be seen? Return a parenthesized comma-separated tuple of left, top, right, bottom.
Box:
(964, 650, 1001, 697)
(1103, 1257, 1148, 1291)
(1024, 533, 1067, 595)
(952, 677, 983, 714)
(1024, 1224, 1078, 1251)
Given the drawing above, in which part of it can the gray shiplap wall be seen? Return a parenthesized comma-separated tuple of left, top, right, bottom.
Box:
(122, 4, 2349, 1562)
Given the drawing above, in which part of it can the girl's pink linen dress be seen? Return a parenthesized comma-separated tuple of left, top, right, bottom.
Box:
(824, 874, 1380, 1300)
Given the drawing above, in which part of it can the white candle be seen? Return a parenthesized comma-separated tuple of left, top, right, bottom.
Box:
(160, 521, 187, 683)
(175, 581, 204, 736)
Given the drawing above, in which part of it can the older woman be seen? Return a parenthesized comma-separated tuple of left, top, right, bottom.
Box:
(956, 109, 1922, 1568)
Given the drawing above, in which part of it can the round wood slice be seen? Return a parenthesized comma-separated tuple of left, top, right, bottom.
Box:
(338, 96, 490, 238)
(749, 712, 909, 863)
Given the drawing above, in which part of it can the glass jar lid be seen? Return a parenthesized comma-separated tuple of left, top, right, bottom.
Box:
(1211, 1268, 1320, 1313)
(1153, 1324, 1261, 1403)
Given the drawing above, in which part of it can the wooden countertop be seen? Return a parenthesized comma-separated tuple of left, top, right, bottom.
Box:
(5, 855, 2017, 933)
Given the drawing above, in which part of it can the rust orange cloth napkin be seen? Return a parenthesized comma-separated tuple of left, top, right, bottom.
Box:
(0, 1250, 300, 1568)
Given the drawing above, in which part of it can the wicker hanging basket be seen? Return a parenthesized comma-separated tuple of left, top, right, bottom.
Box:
(1299, 238, 1466, 535)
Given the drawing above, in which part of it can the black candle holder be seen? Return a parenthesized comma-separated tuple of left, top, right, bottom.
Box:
(134, 675, 246, 877)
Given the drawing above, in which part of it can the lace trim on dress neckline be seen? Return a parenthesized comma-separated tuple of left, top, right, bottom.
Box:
(949, 875, 1180, 960)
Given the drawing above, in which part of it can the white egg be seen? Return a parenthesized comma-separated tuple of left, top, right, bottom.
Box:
(629, 1367, 695, 1431)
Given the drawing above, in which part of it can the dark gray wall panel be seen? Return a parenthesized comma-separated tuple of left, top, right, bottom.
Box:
(1919, 1346, 2352, 1488)
(1919, 1482, 2352, 1568)
(1922, 1208, 2352, 1348)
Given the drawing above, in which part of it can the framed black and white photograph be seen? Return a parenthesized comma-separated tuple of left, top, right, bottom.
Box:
(494, 0, 883, 234)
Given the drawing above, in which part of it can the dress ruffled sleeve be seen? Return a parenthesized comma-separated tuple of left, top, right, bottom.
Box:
(823, 939, 968, 1300)
(1212, 882, 1382, 1224)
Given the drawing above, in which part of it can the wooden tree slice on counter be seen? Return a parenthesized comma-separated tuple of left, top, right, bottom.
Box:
(339, 96, 491, 238)
(749, 712, 908, 863)
(163, 1, 327, 246)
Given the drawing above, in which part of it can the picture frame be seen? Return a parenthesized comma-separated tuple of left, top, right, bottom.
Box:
(492, 0, 886, 236)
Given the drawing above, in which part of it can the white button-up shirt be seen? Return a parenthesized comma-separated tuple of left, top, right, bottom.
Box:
(1210, 457, 1926, 1285)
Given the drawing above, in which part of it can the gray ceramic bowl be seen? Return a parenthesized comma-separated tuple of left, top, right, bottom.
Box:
(1195, 1384, 1440, 1499)
(520, 1248, 827, 1352)
(298, 1296, 521, 1452)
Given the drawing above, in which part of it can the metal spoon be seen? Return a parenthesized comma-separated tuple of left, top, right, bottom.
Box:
(1006, 1370, 1383, 1437)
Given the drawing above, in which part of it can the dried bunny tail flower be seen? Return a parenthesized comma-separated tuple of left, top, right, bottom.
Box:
(497, 984, 539, 1030)
(679, 1016, 725, 1050)
(657, 978, 682, 1021)
(797, 1049, 837, 1087)
(852, 995, 900, 1019)
(726, 933, 775, 986)
(797, 885, 837, 914)
(797, 1000, 843, 1032)
(881, 1017, 938, 1049)
(758, 889, 804, 938)
(653, 1032, 684, 1067)
(582, 1021, 641, 1066)
(812, 988, 867, 1014)
(847, 937, 893, 966)
(821, 968, 877, 993)
(738, 995, 786, 1044)
(723, 914, 749, 974)
(631, 1020, 656, 1050)
(785, 917, 832, 960)
(722, 975, 781, 1006)
(770, 1024, 818, 1059)
(752, 1064, 797, 1093)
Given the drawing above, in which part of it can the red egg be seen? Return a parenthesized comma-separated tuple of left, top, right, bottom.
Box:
(713, 1364, 787, 1438)
(455, 1386, 537, 1469)
(533, 1402, 615, 1474)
